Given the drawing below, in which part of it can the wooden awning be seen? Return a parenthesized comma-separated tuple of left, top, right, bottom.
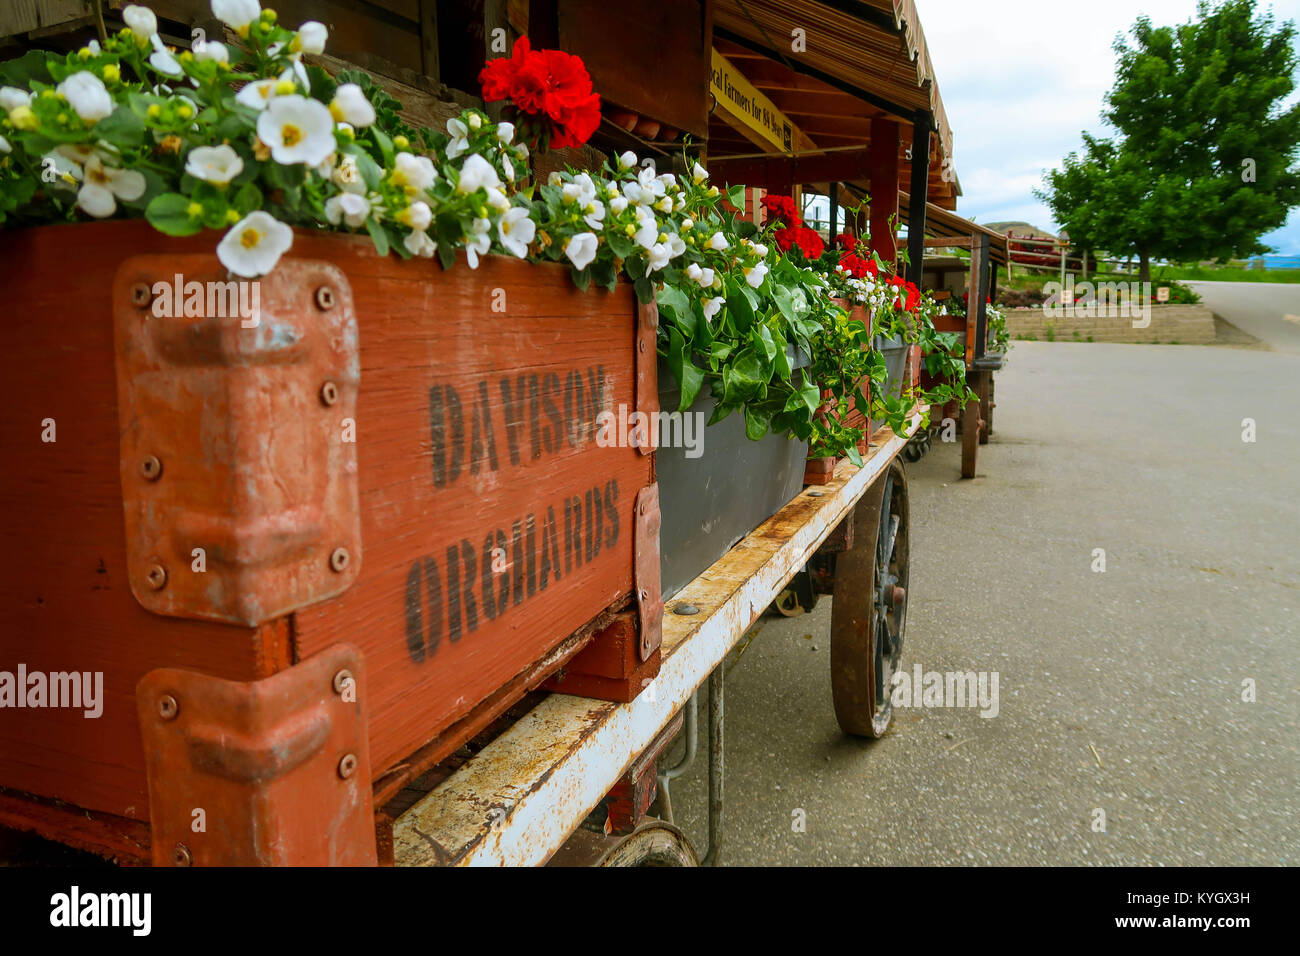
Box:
(709, 0, 958, 207)
(900, 191, 1009, 265)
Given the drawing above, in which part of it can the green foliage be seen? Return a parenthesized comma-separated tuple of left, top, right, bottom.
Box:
(1037, 0, 1300, 278)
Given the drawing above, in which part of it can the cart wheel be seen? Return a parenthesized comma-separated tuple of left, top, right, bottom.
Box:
(775, 589, 804, 616)
(984, 375, 995, 438)
(978, 372, 993, 445)
(549, 821, 699, 867)
(830, 459, 909, 737)
(901, 426, 930, 462)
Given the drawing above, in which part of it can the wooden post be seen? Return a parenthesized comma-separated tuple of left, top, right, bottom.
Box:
(868, 119, 899, 265)
(418, 0, 440, 83)
(906, 110, 931, 285)
(828, 182, 838, 240)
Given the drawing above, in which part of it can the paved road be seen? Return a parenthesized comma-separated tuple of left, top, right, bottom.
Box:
(665, 341, 1300, 865)
(1186, 281, 1300, 353)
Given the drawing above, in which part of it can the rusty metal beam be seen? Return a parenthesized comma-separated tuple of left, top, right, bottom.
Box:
(391, 411, 924, 866)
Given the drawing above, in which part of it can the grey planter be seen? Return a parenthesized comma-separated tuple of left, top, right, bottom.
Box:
(875, 332, 909, 400)
(657, 351, 811, 599)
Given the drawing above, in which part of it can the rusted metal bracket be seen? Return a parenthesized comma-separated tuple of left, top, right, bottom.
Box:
(113, 256, 362, 625)
(634, 300, 660, 456)
(634, 483, 663, 661)
(137, 643, 377, 866)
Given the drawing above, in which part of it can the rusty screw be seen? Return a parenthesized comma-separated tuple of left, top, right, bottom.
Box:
(130, 282, 153, 308)
(889, 585, 906, 608)
(158, 695, 179, 721)
(329, 547, 350, 573)
(140, 455, 163, 481)
(332, 669, 354, 695)
(146, 564, 168, 590)
(314, 286, 336, 310)
(337, 753, 358, 779)
(172, 843, 192, 867)
(319, 381, 339, 406)
(639, 338, 646, 353)
(672, 604, 700, 616)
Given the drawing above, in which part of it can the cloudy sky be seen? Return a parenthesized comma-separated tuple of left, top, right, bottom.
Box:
(919, 0, 1300, 254)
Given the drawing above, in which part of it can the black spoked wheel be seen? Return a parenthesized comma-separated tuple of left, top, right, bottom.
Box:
(830, 459, 910, 737)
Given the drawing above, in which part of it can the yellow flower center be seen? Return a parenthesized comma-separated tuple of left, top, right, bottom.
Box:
(88, 166, 109, 185)
(281, 123, 302, 147)
(240, 228, 262, 249)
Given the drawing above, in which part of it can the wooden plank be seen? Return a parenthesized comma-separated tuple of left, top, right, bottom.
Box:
(558, 0, 709, 139)
(0, 0, 89, 39)
(868, 118, 900, 265)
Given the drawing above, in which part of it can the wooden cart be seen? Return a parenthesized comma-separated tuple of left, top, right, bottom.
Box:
(899, 194, 1010, 478)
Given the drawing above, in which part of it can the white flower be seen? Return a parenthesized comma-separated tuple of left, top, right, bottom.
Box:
(330, 83, 375, 128)
(691, 161, 708, 185)
(582, 199, 605, 230)
(655, 196, 673, 214)
(702, 296, 725, 322)
(149, 35, 183, 77)
(498, 206, 535, 258)
(751, 242, 768, 257)
(682, 218, 694, 230)
(235, 78, 278, 110)
(333, 155, 366, 194)
(211, 0, 261, 32)
(618, 150, 637, 170)
(565, 232, 598, 270)
(296, 21, 328, 55)
(0, 87, 32, 112)
(496, 122, 515, 144)
(404, 229, 436, 258)
(634, 211, 659, 251)
(547, 171, 563, 187)
(399, 199, 432, 231)
(744, 262, 769, 289)
(325, 192, 370, 228)
(184, 144, 244, 184)
(466, 217, 491, 269)
(457, 153, 500, 194)
(706, 231, 729, 252)
(42, 150, 83, 187)
(501, 153, 515, 182)
(686, 263, 715, 288)
(485, 186, 510, 212)
(446, 117, 470, 159)
(609, 196, 628, 214)
(194, 40, 230, 64)
(76, 155, 145, 217)
(57, 72, 113, 123)
(123, 5, 157, 41)
(666, 234, 686, 258)
(0, 135, 9, 154)
(646, 242, 672, 273)
(257, 95, 335, 166)
(218, 210, 293, 277)
(393, 151, 437, 192)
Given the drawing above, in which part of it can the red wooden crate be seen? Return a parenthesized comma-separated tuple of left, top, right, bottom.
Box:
(0, 220, 660, 862)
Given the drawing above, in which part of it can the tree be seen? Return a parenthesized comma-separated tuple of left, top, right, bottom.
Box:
(1036, 0, 1300, 285)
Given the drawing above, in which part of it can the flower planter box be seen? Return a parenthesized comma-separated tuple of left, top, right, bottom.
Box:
(804, 301, 872, 485)
(657, 353, 810, 599)
(0, 220, 661, 857)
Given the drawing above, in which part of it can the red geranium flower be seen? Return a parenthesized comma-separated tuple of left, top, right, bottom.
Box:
(478, 36, 602, 150)
(760, 193, 801, 227)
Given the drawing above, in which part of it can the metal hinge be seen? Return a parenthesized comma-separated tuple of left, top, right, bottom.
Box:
(634, 483, 663, 661)
(113, 256, 362, 626)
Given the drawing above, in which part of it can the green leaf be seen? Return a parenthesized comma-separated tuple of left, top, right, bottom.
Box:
(232, 181, 262, 214)
(726, 279, 755, 332)
(145, 193, 202, 237)
(726, 183, 746, 210)
(94, 105, 145, 150)
(371, 127, 394, 167)
(0, 51, 53, 87)
(743, 405, 772, 441)
(365, 217, 389, 256)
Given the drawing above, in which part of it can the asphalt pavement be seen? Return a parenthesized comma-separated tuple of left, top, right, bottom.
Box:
(1186, 281, 1300, 353)
(664, 336, 1300, 866)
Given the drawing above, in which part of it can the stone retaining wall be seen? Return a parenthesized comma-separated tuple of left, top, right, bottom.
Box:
(1004, 304, 1216, 344)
